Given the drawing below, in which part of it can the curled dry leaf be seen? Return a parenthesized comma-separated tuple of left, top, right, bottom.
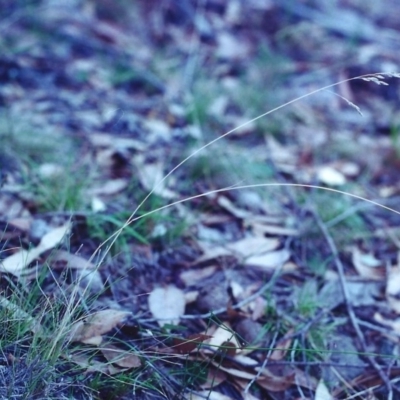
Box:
(0, 223, 71, 276)
(219, 340, 237, 358)
(206, 323, 241, 352)
(69, 309, 132, 345)
(148, 285, 186, 327)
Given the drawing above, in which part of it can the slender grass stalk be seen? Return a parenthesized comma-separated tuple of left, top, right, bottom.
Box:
(59, 72, 400, 365)
(96, 72, 400, 262)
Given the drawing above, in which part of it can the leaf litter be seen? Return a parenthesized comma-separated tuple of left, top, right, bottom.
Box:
(1, 1, 400, 399)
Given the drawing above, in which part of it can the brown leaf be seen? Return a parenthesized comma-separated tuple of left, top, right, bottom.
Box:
(69, 309, 132, 344)
(206, 324, 241, 352)
(171, 334, 212, 354)
(100, 343, 141, 369)
(219, 341, 237, 358)
(269, 330, 293, 361)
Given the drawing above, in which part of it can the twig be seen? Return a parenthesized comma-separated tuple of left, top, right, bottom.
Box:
(312, 208, 393, 400)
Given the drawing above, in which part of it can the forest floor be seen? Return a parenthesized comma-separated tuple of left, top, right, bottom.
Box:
(1, 1, 400, 399)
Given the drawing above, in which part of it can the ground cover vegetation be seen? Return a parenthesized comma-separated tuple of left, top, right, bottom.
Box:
(1, 0, 400, 399)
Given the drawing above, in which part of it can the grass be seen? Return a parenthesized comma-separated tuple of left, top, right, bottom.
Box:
(2, 63, 400, 399)
(84, 73, 400, 397)
(0, 266, 94, 399)
(2, 3, 395, 399)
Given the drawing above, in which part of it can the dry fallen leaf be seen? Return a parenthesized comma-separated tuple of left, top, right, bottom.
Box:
(135, 160, 177, 199)
(269, 329, 293, 361)
(352, 246, 385, 280)
(387, 266, 400, 313)
(88, 178, 128, 196)
(50, 250, 95, 270)
(0, 296, 41, 334)
(227, 237, 280, 258)
(179, 266, 217, 286)
(247, 221, 299, 237)
(148, 285, 186, 327)
(171, 334, 212, 354)
(69, 352, 113, 375)
(317, 165, 346, 186)
(69, 309, 132, 345)
(206, 323, 241, 352)
(245, 249, 291, 270)
(195, 237, 280, 265)
(315, 379, 334, 400)
(0, 223, 71, 276)
(100, 343, 141, 369)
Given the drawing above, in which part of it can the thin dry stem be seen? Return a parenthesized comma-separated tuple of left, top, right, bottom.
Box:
(91, 72, 400, 266)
